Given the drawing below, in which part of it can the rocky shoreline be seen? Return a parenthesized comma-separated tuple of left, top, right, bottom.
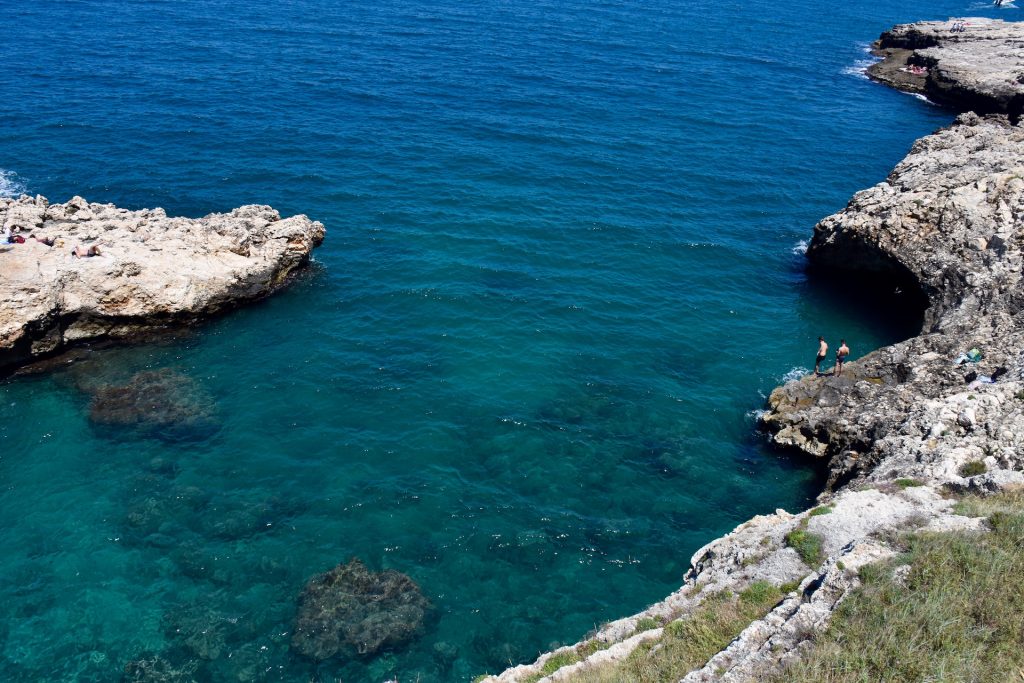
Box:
(484, 18, 1024, 683)
(0, 195, 325, 374)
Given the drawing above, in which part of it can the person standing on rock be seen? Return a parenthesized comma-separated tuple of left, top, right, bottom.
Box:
(814, 336, 828, 376)
(834, 339, 850, 376)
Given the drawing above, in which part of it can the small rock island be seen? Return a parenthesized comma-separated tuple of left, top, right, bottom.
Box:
(0, 195, 325, 373)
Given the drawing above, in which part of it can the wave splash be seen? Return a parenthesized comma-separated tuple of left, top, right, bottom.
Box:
(0, 169, 27, 198)
(780, 366, 810, 384)
(841, 42, 880, 80)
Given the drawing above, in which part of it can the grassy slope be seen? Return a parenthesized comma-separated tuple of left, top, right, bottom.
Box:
(565, 581, 791, 683)
(775, 489, 1024, 683)
(550, 490, 1024, 683)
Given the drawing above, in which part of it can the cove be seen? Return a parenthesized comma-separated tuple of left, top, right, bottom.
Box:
(0, 0, 1011, 680)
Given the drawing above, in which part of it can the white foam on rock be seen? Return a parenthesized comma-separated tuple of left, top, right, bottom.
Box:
(780, 366, 809, 384)
(841, 42, 880, 80)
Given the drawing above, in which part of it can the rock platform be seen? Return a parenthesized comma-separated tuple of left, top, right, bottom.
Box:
(0, 195, 324, 373)
(867, 17, 1024, 118)
(484, 19, 1024, 683)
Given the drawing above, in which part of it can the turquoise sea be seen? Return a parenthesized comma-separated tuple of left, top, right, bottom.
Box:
(0, 1, 1015, 680)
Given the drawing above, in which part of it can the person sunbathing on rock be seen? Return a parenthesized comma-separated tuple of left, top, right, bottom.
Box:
(72, 244, 102, 258)
(2, 227, 27, 244)
(30, 234, 55, 246)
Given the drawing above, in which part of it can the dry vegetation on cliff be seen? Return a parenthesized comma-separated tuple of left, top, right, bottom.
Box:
(563, 582, 789, 683)
(773, 489, 1024, 683)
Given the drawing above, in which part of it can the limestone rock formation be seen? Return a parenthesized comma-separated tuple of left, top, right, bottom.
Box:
(867, 18, 1024, 118)
(291, 558, 431, 661)
(763, 111, 1024, 488)
(0, 195, 325, 373)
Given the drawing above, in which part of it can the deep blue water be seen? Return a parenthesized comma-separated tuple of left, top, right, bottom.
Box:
(1, 1, 1015, 681)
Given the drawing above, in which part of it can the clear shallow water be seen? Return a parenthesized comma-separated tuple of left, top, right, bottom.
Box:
(0, 1, 1014, 681)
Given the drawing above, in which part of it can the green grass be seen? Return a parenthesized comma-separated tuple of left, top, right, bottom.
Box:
(518, 636, 619, 683)
(522, 650, 583, 683)
(632, 617, 661, 634)
(894, 478, 924, 489)
(785, 529, 824, 567)
(773, 489, 1024, 682)
(808, 504, 834, 517)
(564, 582, 786, 682)
(953, 488, 1024, 517)
(739, 580, 779, 605)
(959, 460, 987, 477)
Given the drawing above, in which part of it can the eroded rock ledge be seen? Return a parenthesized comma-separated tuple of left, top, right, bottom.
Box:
(484, 19, 1024, 683)
(763, 112, 1024, 488)
(0, 195, 325, 373)
(867, 18, 1024, 119)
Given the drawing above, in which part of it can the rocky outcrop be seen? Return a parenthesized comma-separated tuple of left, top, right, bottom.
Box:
(867, 18, 1024, 118)
(0, 195, 325, 374)
(483, 19, 1024, 683)
(763, 111, 1024, 491)
(763, 111, 1024, 484)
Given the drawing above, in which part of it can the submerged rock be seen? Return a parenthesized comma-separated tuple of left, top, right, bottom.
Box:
(122, 655, 198, 683)
(162, 604, 232, 661)
(0, 196, 325, 374)
(291, 558, 430, 660)
(122, 483, 209, 544)
(88, 368, 219, 440)
(201, 494, 305, 541)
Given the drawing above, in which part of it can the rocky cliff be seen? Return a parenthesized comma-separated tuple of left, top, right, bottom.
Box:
(867, 17, 1024, 119)
(483, 18, 1024, 683)
(0, 195, 325, 373)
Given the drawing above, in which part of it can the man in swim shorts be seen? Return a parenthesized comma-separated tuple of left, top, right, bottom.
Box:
(814, 336, 828, 376)
(834, 339, 850, 376)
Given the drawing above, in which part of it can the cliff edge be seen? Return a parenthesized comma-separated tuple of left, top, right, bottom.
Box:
(0, 195, 325, 373)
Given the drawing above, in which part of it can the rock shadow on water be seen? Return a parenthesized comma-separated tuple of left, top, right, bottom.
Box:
(291, 558, 431, 662)
(801, 262, 927, 343)
(86, 368, 220, 442)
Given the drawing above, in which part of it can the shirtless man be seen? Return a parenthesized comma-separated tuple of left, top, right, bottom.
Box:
(814, 336, 828, 375)
(71, 244, 102, 258)
(834, 339, 850, 376)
